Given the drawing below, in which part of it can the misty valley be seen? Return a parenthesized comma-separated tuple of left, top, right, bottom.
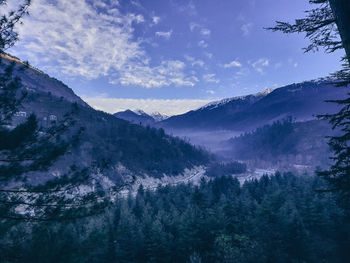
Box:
(1, 0, 350, 263)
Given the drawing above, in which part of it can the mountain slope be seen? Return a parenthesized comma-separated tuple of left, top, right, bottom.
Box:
(114, 110, 169, 125)
(114, 110, 155, 126)
(221, 118, 334, 171)
(159, 81, 348, 131)
(1, 54, 210, 184)
(159, 90, 269, 130)
(1, 54, 88, 107)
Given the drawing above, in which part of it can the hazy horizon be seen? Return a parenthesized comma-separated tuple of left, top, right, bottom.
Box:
(9, 0, 345, 114)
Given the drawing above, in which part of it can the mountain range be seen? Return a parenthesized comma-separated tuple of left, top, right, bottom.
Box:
(158, 80, 348, 131)
(114, 110, 168, 126)
(4, 51, 348, 184)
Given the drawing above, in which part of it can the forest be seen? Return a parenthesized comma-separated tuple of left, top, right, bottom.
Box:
(226, 118, 333, 169)
(1, 173, 349, 263)
(1, 0, 350, 262)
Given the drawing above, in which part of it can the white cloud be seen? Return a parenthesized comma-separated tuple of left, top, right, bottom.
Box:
(192, 60, 205, 67)
(251, 58, 269, 74)
(241, 22, 254, 36)
(84, 97, 213, 116)
(235, 68, 250, 78)
(203, 73, 220, 83)
(184, 55, 205, 68)
(223, 60, 242, 68)
(115, 60, 196, 88)
(12, 0, 192, 88)
(176, 0, 197, 16)
(189, 22, 200, 32)
(198, 40, 208, 48)
(184, 55, 195, 62)
(206, 90, 215, 95)
(262, 60, 269, 66)
(274, 62, 283, 69)
(189, 22, 210, 37)
(204, 52, 213, 59)
(200, 28, 211, 37)
(152, 16, 160, 25)
(155, 30, 172, 39)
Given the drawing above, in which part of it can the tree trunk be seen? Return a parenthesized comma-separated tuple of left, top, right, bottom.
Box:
(328, 0, 350, 65)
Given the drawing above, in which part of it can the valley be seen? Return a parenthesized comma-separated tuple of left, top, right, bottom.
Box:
(2, 0, 350, 262)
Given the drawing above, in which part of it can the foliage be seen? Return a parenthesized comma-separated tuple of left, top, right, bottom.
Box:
(318, 96, 350, 209)
(230, 118, 295, 159)
(0, 1, 110, 221)
(0, 59, 110, 221)
(269, 0, 350, 206)
(1, 173, 349, 262)
(268, 0, 340, 53)
(205, 161, 247, 177)
(227, 118, 332, 169)
(0, 0, 31, 51)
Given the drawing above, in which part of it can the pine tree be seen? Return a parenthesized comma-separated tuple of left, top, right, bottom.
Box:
(269, 0, 350, 208)
(0, 0, 108, 221)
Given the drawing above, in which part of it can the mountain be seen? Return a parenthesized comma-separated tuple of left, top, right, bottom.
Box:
(150, 112, 169, 122)
(159, 90, 269, 131)
(220, 118, 334, 172)
(1, 54, 211, 186)
(114, 110, 168, 125)
(159, 80, 348, 131)
(114, 109, 155, 126)
(0, 54, 88, 107)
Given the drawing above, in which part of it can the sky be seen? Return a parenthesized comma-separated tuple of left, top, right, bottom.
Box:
(9, 0, 344, 115)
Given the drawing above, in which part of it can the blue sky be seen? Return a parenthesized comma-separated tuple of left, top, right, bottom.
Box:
(9, 0, 344, 115)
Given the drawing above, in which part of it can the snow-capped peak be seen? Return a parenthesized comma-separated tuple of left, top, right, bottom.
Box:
(199, 88, 272, 111)
(150, 112, 169, 122)
(134, 109, 149, 116)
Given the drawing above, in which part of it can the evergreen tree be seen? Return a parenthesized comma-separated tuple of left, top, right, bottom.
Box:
(269, 0, 350, 208)
(0, 0, 108, 221)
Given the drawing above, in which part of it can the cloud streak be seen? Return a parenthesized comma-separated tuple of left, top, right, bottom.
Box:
(241, 22, 253, 36)
(155, 30, 172, 39)
(203, 73, 220, 83)
(223, 60, 242, 68)
(189, 22, 211, 37)
(251, 58, 269, 74)
(84, 97, 213, 116)
(12, 0, 194, 88)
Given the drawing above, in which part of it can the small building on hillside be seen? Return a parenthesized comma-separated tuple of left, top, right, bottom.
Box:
(14, 111, 27, 117)
(49, 114, 57, 121)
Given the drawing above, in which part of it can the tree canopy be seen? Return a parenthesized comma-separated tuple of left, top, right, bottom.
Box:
(269, 0, 350, 208)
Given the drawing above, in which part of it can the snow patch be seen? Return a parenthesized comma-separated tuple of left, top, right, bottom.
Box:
(118, 166, 207, 196)
(199, 89, 272, 111)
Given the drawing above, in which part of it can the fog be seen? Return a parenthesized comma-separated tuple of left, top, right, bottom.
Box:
(164, 128, 242, 156)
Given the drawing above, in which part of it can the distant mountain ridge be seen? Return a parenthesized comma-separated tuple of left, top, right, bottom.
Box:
(114, 110, 156, 126)
(114, 109, 168, 125)
(200, 88, 273, 111)
(159, 80, 349, 131)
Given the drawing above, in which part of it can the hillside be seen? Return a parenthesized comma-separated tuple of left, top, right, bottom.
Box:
(221, 118, 335, 172)
(0, 54, 88, 107)
(159, 80, 348, 131)
(114, 110, 156, 126)
(114, 110, 169, 126)
(1, 55, 211, 185)
(159, 90, 268, 130)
